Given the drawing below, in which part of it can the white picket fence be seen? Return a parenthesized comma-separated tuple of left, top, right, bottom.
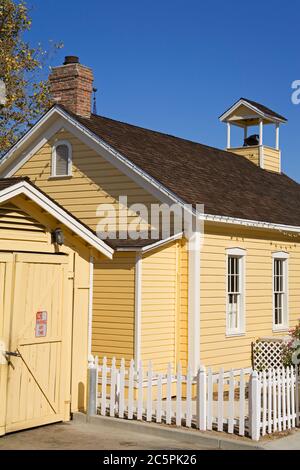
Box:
(88, 357, 300, 441)
(257, 367, 299, 436)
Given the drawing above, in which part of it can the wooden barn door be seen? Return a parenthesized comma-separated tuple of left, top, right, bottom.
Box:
(5, 253, 72, 434)
(0, 253, 14, 436)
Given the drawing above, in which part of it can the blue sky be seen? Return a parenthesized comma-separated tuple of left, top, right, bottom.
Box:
(27, 0, 300, 180)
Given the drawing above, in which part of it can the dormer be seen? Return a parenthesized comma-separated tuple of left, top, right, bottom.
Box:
(219, 98, 287, 173)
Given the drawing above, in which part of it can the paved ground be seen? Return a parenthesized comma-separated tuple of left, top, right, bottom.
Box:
(262, 429, 300, 450)
(0, 420, 217, 450)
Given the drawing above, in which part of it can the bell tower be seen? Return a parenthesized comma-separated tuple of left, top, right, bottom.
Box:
(219, 98, 287, 173)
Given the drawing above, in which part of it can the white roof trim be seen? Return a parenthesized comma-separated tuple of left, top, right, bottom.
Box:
(1, 106, 296, 235)
(219, 99, 286, 124)
(202, 212, 300, 234)
(116, 232, 184, 253)
(1, 106, 188, 212)
(0, 181, 114, 259)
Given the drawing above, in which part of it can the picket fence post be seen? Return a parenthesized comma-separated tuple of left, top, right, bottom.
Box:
(196, 365, 207, 431)
(87, 355, 98, 418)
(249, 370, 261, 441)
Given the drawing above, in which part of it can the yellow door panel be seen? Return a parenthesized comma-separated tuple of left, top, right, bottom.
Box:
(4, 253, 71, 434)
(0, 254, 13, 436)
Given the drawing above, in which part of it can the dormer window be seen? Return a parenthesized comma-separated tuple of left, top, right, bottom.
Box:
(52, 141, 72, 177)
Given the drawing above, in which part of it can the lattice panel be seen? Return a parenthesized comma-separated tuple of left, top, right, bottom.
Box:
(252, 340, 286, 371)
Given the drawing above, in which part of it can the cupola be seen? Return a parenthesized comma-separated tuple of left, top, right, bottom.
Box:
(219, 98, 287, 173)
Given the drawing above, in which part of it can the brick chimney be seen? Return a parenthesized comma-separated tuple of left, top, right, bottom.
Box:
(49, 56, 94, 118)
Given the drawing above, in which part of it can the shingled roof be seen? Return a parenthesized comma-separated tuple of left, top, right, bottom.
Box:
(240, 98, 287, 122)
(66, 110, 300, 228)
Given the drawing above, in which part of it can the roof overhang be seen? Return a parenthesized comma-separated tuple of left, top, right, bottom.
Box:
(1, 105, 298, 237)
(219, 98, 287, 127)
(0, 180, 114, 259)
(115, 232, 184, 253)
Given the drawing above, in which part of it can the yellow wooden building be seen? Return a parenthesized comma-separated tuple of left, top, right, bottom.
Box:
(1, 56, 300, 390)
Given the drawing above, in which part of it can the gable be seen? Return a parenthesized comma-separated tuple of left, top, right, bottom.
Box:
(3, 105, 300, 233)
(13, 128, 160, 235)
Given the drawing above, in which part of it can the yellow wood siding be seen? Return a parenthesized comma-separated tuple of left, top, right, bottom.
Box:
(14, 129, 158, 233)
(263, 146, 280, 173)
(229, 146, 280, 173)
(201, 223, 300, 371)
(228, 146, 260, 166)
(141, 242, 178, 372)
(0, 203, 49, 250)
(92, 252, 136, 363)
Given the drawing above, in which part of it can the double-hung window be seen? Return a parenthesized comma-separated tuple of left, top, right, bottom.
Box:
(226, 248, 246, 336)
(273, 252, 288, 330)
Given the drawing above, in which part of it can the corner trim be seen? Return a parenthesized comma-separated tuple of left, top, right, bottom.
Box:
(134, 252, 142, 366)
(187, 232, 201, 373)
(88, 255, 94, 360)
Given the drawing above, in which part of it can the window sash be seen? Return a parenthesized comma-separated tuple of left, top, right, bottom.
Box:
(227, 255, 243, 334)
(273, 258, 287, 328)
(52, 143, 71, 177)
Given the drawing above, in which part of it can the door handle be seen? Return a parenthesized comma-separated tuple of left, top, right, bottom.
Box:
(5, 351, 21, 358)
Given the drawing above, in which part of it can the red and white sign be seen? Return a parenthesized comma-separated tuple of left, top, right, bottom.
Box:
(35, 311, 47, 337)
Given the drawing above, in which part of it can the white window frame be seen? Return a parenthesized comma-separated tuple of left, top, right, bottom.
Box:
(272, 252, 289, 331)
(51, 140, 72, 177)
(226, 248, 246, 336)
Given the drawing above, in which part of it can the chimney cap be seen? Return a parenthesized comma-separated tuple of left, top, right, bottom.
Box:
(63, 56, 79, 65)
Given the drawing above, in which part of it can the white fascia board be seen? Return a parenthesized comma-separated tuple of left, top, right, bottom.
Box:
(0, 181, 114, 259)
(0, 107, 61, 173)
(201, 212, 300, 234)
(2, 119, 65, 178)
(116, 232, 184, 253)
(1, 106, 189, 211)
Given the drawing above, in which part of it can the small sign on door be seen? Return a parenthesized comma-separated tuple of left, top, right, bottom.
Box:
(35, 311, 47, 337)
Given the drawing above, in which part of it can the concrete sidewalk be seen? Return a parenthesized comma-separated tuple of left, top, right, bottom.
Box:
(261, 429, 300, 450)
(0, 420, 216, 450)
(75, 413, 300, 450)
(75, 413, 262, 450)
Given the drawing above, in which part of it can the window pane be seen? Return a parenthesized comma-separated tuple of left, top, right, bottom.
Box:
(273, 258, 286, 327)
(227, 256, 242, 332)
(55, 145, 69, 176)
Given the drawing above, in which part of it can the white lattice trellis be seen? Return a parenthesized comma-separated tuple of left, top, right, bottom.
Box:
(252, 339, 286, 370)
